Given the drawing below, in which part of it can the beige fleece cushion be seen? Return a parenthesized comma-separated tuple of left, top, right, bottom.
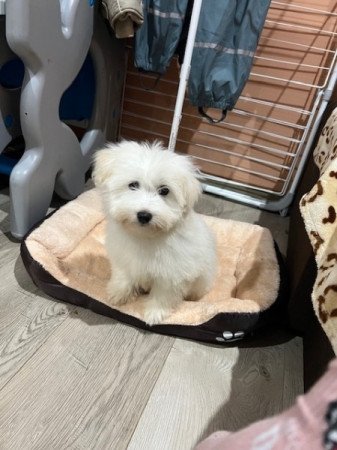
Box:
(25, 189, 280, 326)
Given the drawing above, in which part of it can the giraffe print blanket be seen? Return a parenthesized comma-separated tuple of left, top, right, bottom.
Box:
(300, 107, 337, 354)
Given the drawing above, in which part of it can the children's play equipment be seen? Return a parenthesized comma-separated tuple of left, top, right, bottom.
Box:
(0, 14, 22, 160)
(2, 0, 125, 238)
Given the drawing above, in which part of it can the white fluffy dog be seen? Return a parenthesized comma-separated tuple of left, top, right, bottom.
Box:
(93, 140, 216, 325)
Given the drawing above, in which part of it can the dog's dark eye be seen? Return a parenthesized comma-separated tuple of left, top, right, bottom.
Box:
(128, 181, 139, 190)
(158, 186, 169, 196)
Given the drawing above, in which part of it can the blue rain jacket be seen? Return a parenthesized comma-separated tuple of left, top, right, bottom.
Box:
(134, 0, 271, 113)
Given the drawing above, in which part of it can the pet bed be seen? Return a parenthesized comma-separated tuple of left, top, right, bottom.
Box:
(21, 189, 286, 344)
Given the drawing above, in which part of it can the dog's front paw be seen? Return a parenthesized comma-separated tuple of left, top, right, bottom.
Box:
(108, 292, 129, 306)
(143, 304, 170, 326)
(106, 278, 132, 306)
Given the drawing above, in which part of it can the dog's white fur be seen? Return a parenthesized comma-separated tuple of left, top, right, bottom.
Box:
(93, 140, 216, 325)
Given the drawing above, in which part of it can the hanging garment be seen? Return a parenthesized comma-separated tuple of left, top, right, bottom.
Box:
(134, 0, 189, 74)
(189, 0, 271, 113)
(134, 0, 271, 115)
(101, 0, 143, 38)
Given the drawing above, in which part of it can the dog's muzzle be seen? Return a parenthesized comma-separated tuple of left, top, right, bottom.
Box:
(137, 210, 152, 225)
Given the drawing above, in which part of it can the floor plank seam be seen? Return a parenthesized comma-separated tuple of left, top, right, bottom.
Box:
(125, 339, 176, 448)
(17, 288, 46, 302)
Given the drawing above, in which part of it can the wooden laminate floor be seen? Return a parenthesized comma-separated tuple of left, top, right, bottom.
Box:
(0, 186, 303, 450)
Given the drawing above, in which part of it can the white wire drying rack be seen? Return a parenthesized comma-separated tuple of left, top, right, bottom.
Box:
(121, 0, 337, 215)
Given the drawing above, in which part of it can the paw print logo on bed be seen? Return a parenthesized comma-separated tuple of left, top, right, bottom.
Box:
(216, 331, 245, 342)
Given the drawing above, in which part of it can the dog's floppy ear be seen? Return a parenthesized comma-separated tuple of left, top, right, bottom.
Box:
(183, 171, 202, 209)
(180, 157, 202, 210)
(92, 146, 116, 187)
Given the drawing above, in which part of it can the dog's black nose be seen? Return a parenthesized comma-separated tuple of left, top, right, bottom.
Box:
(137, 211, 152, 224)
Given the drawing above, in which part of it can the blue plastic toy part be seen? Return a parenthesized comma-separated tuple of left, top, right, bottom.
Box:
(0, 58, 24, 89)
(59, 54, 95, 121)
(0, 53, 95, 177)
(4, 114, 14, 128)
(0, 154, 17, 176)
(0, 55, 95, 122)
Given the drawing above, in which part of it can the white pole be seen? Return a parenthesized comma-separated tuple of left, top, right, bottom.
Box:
(168, 0, 203, 152)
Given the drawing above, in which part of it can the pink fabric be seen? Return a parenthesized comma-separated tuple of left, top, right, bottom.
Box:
(196, 358, 337, 450)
